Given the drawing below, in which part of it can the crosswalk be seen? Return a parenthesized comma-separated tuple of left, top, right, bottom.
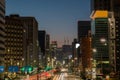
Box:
(53, 73, 66, 80)
(53, 74, 60, 80)
(53, 73, 81, 80)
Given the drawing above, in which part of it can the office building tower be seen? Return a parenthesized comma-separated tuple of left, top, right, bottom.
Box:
(46, 34, 50, 50)
(5, 15, 24, 67)
(91, 0, 120, 76)
(113, 0, 120, 73)
(91, 10, 110, 76)
(0, 0, 5, 66)
(5, 14, 39, 67)
(77, 21, 91, 69)
(38, 30, 46, 56)
(78, 21, 91, 41)
(20, 16, 39, 67)
(81, 37, 92, 75)
(38, 30, 46, 66)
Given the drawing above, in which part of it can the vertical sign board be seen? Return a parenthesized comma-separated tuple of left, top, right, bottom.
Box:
(20, 66, 33, 73)
(0, 66, 4, 73)
(8, 66, 19, 72)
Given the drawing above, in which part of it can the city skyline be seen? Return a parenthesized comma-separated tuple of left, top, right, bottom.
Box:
(6, 0, 90, 47)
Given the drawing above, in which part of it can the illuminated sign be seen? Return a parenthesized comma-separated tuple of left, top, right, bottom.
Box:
(8, 66, 19, 72)
(20, 66, 33, 73)
(0, 66, 4, 73)
(91, 10, 108, 19)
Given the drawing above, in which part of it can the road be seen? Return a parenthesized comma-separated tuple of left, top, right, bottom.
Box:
(53, 72, 81, 80)
(15, 71, 81, 80)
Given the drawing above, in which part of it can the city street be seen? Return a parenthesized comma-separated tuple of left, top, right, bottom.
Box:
(0, 0, 120, 80)
(18, 72, 81, 80)
(53, 72, 81, 80)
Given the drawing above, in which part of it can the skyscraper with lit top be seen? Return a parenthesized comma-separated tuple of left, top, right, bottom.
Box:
(91, 0, 120, 77)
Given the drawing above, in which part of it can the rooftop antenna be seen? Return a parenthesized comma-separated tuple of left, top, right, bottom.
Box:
(64, 37, 66, 45)
(67, 37, 69, 45)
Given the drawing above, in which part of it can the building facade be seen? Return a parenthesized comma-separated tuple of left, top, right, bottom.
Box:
(113, 0, 120, 75)
(38, 30, 46, 66)
(38, 30, 46, 57)
(5, 14, 39, 67)
(91, 0, 120, 76)
(78, 21, 91, 42)
(81, 37, 92, 78)
(91, 10, 110, 76)
(5, 15, 24, 67)
(0, 0, 5, 66)
(20, 16, 39, 67)
(0, 1, 5, 79)
(77, 21, 91, 71)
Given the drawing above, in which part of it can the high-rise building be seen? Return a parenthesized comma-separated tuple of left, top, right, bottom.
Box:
(62, 45, 72, 66)
(0, 0, 5, 66)
(113, 0, 120, 74)
(91, 10, 111, 76)
(46, 34, 50, 50)
(51, 41, 58, 57)
(5, 15, 24, 67)
(78, 21, 91, 41)
(91, 0, 120, 76)
(5, 14, 39, 67)
(81, 37, 92, 76)
(50, 41, 58, 67)
(46, 34, 51, 66)
(20, 16, 39, 67)
(62, 45, 72, 59)
(38, 30, 46, 56)
(77, 21, 91, 70)
(38, 30, 46, 66)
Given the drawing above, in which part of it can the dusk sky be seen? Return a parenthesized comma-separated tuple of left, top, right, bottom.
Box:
(6, 0, 90, 47)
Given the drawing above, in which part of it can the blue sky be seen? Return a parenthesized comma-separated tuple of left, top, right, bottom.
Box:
(6, 0, 90, 47)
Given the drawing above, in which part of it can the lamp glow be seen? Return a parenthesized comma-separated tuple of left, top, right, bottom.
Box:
(75, 43, 80, 48)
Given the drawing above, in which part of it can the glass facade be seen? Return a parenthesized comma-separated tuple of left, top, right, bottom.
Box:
(94, 18, 109, 61)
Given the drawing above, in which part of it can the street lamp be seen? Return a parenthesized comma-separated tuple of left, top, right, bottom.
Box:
(100, 38, 107, 46)
(74, 57, 78, 60)
(75, 43, 80, 49)
(93, 48, 97, 53)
